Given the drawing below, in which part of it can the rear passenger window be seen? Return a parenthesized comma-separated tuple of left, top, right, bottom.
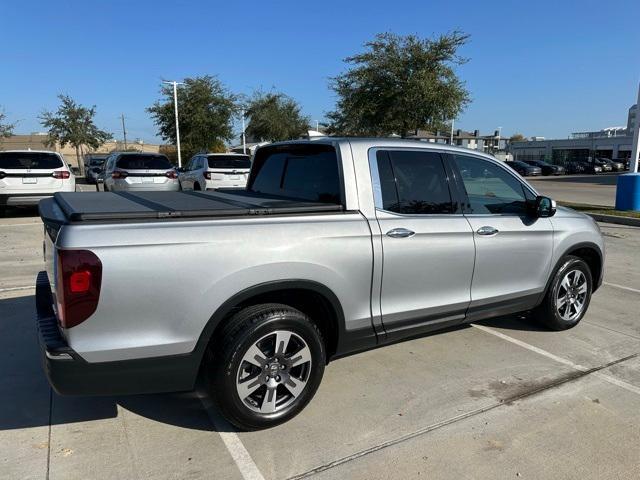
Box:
(376, 150, 454, 214)
(249, 145, 341, 204)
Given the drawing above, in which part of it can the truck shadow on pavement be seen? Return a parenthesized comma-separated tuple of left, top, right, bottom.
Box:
(0, 293, 547, 433)
(0, 294, 225, 433)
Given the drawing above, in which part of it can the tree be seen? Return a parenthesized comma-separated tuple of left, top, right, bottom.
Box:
(510, 133, 526, 142)
(40, 95, 112, 176)
(245, 91, 310, 142)
(327, 31, 471, 137)
(0, 108, 16, 141)
(147, 76, 238, 160)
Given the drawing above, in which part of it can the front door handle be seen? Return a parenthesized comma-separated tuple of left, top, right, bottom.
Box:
(386, 228, 415, 238)
(476, 226, 499, 236)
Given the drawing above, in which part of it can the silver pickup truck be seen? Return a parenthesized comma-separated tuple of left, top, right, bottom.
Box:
(37, 138, 604, 430)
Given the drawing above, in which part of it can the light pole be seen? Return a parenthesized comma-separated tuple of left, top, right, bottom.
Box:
(241, 108, 246, 155)
(631, 85, 640, 173)
(450, 119, 455, 145)
(162, 80, 185, 167)
(497, 126, 502, 153)
(120, 114, 128, 150)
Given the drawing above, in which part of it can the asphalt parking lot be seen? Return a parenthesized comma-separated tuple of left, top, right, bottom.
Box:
(529, 173, 619, 207)
(1, 208, 639, 480)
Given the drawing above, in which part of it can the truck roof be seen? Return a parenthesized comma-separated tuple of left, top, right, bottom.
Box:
(264, 137, 502, 162)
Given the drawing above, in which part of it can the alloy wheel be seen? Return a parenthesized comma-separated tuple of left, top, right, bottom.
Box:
(556, 269, 588, 321)
(236, 330, 312, 414)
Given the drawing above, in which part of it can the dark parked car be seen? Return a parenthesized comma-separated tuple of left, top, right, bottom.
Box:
(592, 159, 612, 172)
(566, 161, 602, 175)
(524, 160, 565, 176)
(596, 158, 624, 172)
(83, 154, 109, 183)
(506, 161, 542, 176)
(85, 158, 107, 184)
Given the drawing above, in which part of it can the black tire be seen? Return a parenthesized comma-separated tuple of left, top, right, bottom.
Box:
(534, 255, 593, 330)
(206, 303, 325, 430)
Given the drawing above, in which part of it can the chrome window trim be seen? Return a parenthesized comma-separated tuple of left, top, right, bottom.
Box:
(368, 145, 539, 219)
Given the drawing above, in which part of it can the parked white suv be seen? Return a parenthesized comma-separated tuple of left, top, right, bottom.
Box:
(0, 150, 75, 214)
(102, 152, 179, 192)
(179, 153, 251, 190)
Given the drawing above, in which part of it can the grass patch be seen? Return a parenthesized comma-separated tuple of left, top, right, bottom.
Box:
(558, 201, 640, 219)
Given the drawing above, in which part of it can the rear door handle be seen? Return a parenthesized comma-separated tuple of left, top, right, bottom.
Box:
(476, 226, 499, 236)
(386, 228, 415, 238)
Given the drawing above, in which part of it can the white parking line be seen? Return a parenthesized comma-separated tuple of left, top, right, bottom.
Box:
(198, 392, 266, 480)
(0, 222, 41, 228)
(604, 281, 640, 294)
(472, 323, 640, 396)
(0, 285, 36, 293)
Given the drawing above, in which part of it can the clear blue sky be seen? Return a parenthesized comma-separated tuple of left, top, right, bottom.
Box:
(1, 0, 639, 143)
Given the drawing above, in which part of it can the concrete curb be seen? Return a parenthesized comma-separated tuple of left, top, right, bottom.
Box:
(586, 213, 640, 227)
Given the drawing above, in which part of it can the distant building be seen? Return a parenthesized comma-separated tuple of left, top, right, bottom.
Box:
(406, 129, 509, 154)
(510, 104, 636, 164)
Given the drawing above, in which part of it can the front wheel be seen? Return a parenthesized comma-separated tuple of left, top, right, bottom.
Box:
(206, 304, 325, 430)
(534, 256, 593, 330)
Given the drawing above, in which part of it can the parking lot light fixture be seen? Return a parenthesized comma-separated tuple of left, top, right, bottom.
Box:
(162, 80, 185, 167)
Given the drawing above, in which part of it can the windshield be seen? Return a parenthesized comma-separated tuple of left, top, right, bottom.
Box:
(89, 159, 106, 166)
(0, 152, 63, 169)
(116, 155, 172, 170)
(208, 155, 251, 169)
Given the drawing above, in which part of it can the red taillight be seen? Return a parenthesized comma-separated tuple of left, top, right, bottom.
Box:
(203, 171, 212, 180)
(112, 170, 128, 179)
(55, 250, 102, 328)
(165, 170, 178, 179)
(52, 170, 71, 179)
(69, 271, 91, 293)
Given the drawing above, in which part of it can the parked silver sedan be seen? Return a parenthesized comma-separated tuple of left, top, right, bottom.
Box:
(179, 153, 251, 191)
(102, 153, 179, 192)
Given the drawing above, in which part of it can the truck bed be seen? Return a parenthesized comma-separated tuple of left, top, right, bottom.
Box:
(40, 190, 344, 224)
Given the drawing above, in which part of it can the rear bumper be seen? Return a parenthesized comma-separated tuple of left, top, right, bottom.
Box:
(36, 271, 199, 396)
(112, 181, 180, 192)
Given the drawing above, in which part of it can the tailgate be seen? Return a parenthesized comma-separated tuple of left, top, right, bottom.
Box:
(40, 198, 64, 319)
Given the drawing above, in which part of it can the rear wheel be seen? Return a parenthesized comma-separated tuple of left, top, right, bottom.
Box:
(534, 256, 593, 330)
(206, 303, 325, 430)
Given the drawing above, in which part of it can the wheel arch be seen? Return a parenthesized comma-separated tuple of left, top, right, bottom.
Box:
(192, 280, 346, 371)
(542, 242, 604, 301)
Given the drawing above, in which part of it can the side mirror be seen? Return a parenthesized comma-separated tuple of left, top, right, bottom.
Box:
(535, 196, 556, 218)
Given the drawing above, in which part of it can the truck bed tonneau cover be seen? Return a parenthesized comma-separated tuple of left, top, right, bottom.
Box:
(41, 190, 343, 223)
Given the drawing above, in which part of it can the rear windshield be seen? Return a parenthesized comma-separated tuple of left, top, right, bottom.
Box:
(248, 144, 341, 204)
(0, 152, 63, 170)
(116, 155, 172, 170)
(208, 155, 251, 169)
(89, 158, 106, 166)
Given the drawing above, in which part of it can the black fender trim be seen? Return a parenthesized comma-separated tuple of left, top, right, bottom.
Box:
(191, 279, 376, 368)
(537, 241, 604, 306)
